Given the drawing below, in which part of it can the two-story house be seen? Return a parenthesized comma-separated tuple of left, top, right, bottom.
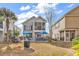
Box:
(52, 6, 79, 42)
(23, 16, 47, 41)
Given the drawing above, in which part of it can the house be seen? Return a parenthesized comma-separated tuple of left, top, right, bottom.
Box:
(52, 6, 79, 42)
(23, 16, 48, 41)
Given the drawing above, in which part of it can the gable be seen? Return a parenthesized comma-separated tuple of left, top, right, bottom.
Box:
(34, 16, 46, 22)
(23, 16, 46, 25)
(23, 16, 35, 25)
(66, 6, 79, 16)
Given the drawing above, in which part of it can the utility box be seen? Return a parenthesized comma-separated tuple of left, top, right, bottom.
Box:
(24, 38, 30, 48)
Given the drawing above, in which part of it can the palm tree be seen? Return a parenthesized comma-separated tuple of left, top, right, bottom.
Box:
(0, 8, 17, 43)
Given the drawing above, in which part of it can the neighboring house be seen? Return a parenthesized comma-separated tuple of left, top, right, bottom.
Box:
(52, 6, 79, 42)
(23, 16, 48, 41)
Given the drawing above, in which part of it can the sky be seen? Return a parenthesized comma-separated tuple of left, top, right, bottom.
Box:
(0, 3, 79, 33)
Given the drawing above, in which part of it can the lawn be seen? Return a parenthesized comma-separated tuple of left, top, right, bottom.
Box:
(31, 43, 75, 56)
(0, 42, 75, 56)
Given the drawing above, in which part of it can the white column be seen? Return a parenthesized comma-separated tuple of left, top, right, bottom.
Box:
(75, 29, 78, 37)
(32, 21, 35, 41)
(69, 31, 71, 41)
(64, 31, 66, 42)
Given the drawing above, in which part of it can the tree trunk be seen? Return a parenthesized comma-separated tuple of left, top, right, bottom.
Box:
(49, 29, 52, 39)
(6, 17, 10, 43)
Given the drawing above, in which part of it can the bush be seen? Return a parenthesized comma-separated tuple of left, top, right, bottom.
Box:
(72, 37, 79, 45)
(72, 37, 79, 56)
(74, 49, 79, 56)
(72, 44, 79, 50)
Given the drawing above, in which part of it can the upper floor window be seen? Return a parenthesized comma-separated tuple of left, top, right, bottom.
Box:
(35, 22, 45, 30)
(24, 25, 33, 31)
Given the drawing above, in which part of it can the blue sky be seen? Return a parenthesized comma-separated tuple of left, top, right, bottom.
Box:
(0, 3, 79, 33)
(0, 3, 79, 22)
(0, 3, 37, 14)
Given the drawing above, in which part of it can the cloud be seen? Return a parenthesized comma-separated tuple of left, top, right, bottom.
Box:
(16, 3, 59, 25)
(15, 11, 38, 25)
(18, 12, 38, 19)
(31, 3, 59, 14)
(56, 10, 63, 14)
(67, 3, 75, 8)
(20, 5, 31, 11)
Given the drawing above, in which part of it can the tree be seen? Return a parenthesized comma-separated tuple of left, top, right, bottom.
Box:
(0, 8, 17, 43)
(13, 29, 19, 37)
(43, 3, 55, 39)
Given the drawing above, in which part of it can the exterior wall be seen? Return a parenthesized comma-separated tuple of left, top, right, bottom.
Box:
(65, 16, 79, 29)
(52, 17, 65, 40)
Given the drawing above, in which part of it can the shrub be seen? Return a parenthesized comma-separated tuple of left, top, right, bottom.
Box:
(72, 44, 79, 50)
(72, 37, 79, 45)
(74, 49, 79, 56)
(72, 37, 79, 56)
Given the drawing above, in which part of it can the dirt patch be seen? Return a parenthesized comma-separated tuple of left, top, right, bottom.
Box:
(0, 43, 74, 56)
(31, 43, 74, 56)
(0, 43, 34, 56)
(50, 40, 72, 48)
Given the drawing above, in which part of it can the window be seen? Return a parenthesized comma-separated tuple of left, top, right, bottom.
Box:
(66, 32, 70, 41)
(66, 30, 75, 41)
(70, 30, 75, 41)
(60, 31, 64, 41)
(66, 32, 69, 37)
(41, 22, 45, 30)
(35, 22, 45, 30)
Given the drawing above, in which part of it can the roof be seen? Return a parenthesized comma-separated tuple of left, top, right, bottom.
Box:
(23, 32, 32, 35)
(23, 31, 48, 35)
(52, 6, 79, 27)
(22, 16, 47, 24)
(36, 32, 48, 34)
